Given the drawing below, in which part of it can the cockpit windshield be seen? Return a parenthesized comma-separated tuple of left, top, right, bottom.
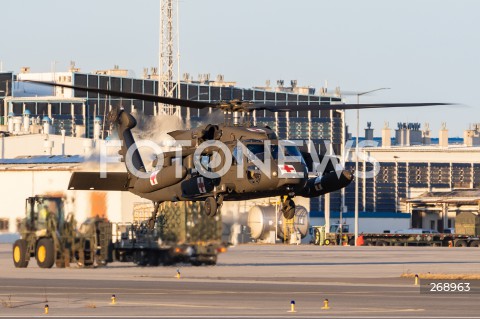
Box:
(271, 145, 302, 160)
(243, 143, 302, 161)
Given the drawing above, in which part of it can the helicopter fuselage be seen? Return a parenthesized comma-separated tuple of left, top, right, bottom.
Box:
(127, 123, 351, 204)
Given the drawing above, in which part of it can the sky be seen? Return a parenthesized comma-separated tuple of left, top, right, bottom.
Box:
(1, 0, 479, 137)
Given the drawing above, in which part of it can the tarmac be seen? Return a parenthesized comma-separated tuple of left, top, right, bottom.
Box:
(1, 243, 480, 318)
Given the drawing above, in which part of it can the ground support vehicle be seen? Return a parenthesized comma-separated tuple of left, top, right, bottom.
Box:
(312, 224, 480, 247)
(113, 201, 225, 266)
(13, 196, 112, 268)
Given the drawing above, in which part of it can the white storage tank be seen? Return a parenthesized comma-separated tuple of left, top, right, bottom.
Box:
(247, 205, 310, 241)
(7, 112, 15, 133)
(23, 109, 31, 132)
(248, 205, 277, 240)
(277, 205, 309, 239)
(42, 116, 52, 134)
(93, 116, 102, 140)
(13, 117, 22, 133)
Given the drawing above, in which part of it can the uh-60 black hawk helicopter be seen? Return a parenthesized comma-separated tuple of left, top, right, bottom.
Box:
(26, 80, 449, 223)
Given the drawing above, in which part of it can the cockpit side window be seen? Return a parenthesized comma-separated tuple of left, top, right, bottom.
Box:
(271, 145, 303, 162)
(241, 143, 303, 162)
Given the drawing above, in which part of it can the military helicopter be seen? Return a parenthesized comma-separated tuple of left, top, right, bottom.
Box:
(25, 80, 449, 222)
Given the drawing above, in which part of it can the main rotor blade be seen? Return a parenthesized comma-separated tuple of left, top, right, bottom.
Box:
(22, 80, 217, 109)
(247, 102, 453, 112)
(23, 80, 453, 113)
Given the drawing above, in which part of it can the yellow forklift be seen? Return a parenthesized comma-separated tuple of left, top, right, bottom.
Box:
(13, 196, 112, 268)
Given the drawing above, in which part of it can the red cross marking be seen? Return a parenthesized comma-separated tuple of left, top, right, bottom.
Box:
(197, 177, 206, 193)
(283, 165, 295, 173)
(150, 171, 158, 186)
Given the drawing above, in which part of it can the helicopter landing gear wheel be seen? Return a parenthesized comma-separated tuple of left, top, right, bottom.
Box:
(281, 197, 295, 220)
(204, 195, 223, 217)
(204, 197, 218, 217)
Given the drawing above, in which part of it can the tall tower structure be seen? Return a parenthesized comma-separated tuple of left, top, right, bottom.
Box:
(159, 0, 180, 116)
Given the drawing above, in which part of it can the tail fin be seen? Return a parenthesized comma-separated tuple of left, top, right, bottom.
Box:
(110, 107, 145, 174)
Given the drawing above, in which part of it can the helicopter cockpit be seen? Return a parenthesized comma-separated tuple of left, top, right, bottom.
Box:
(234, 140, 305, 164)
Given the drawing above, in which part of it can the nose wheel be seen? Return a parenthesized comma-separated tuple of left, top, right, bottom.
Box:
(281, 197, 295, 220)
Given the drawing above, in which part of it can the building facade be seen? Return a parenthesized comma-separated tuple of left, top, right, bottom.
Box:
(339, 145, 480, 232)
(9, 70, 343, 148)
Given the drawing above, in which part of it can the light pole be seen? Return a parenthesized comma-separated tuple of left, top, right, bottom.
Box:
(355, 87, 390, 246)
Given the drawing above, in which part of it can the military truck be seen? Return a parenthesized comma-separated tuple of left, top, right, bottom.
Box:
(113, 201, 225, 266)
(12, 196, 112, 268)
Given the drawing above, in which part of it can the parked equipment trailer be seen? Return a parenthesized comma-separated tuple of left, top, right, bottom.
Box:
(312, 223, 480, 247)
(113, 201, 225, 266)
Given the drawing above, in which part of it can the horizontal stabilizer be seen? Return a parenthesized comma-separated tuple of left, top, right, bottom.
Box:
(68, 172, 129, 191)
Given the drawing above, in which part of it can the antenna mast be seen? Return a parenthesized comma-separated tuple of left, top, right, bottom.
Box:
(158, 0, 180, 116)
